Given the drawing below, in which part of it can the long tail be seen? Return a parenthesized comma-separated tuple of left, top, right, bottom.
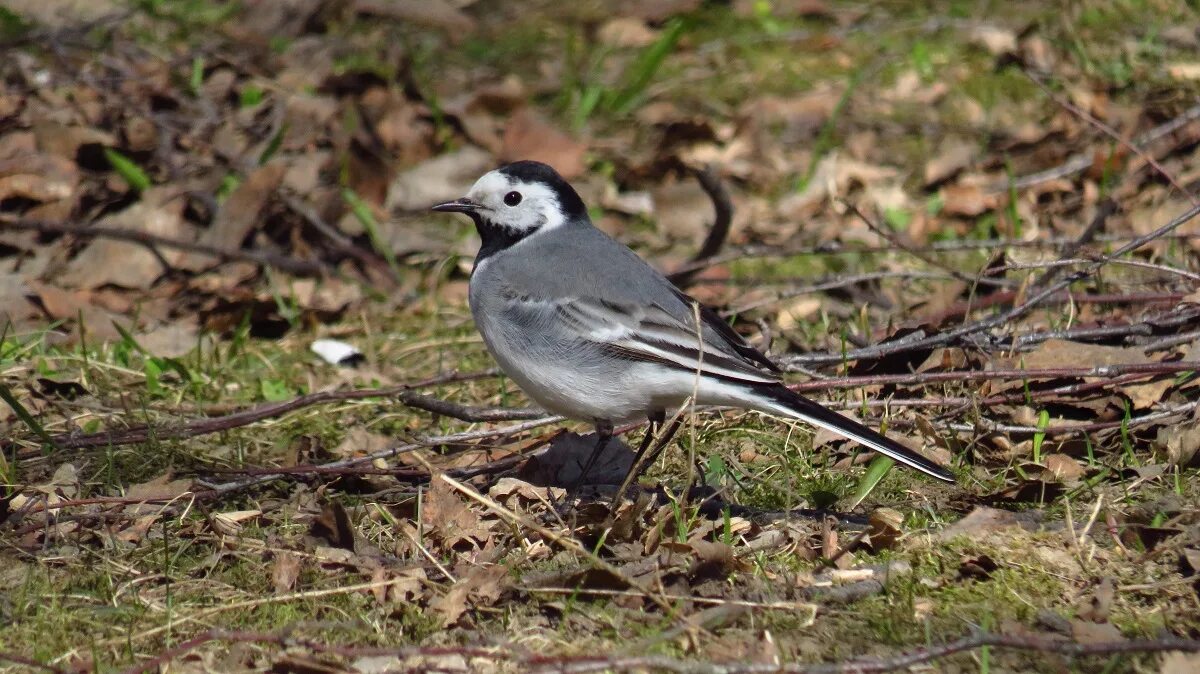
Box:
(752, 384, 955, 483)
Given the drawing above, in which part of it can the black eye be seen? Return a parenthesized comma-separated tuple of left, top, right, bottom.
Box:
(503, 191, 522, 206)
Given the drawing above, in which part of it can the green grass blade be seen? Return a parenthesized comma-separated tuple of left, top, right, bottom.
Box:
(0, 381, 57, 451)
(103, 148, 151, 192)
(848, 454, 895, 509)
(342, 188, 402, 278)
(606, 18, 687, 115)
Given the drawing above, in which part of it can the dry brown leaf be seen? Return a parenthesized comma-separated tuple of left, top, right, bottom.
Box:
(1124, 377, 1175, 410)
(968, 25, 1018, 55)
(1167, 63, 1200, 81)
(135, 322, 200, 358)
(211, 509, 263, 536)
(939, 182, 993, 216)
(1042, 454, 1086, 482)
(311, 501, 356, 552)
(1070, 619, 1123, 644)
(429, 564, 506, 627)
(597, 17, 658, 48)
(114, 514, 161, 544)
(1155, 419, 1200, 467)
(272, 551, 302, 594)
(1009, 339, 1151, 372)
(923, 138, 977, 186)
(355, 0, 477, 35)
(1161, 652, 1200, 674)
(178, 163, 286, 271)
(499, 108, 587, 179)
(386, 145, 493, 212)
(60, 190, 191, 289)
(421, 476, 490, 550)
(126, 472, 195, 501)
(777, 152, 897, 219)
(937, 506, 1021, 540)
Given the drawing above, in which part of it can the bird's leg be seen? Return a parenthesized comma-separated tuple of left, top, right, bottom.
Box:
(569, 419, 614, 495)
(609, 411, 682, 510)
(638, 413, 683, 472)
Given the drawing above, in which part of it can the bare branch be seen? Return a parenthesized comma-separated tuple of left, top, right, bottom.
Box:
(0, 216, 328, 276)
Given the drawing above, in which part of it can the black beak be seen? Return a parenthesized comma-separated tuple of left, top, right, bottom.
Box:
(431, 198, 480, 214)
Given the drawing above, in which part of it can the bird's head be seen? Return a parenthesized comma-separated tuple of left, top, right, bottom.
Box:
(433, 161, 588, 240)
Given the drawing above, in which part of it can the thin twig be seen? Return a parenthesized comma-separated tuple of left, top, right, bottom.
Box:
(1001, 101, 1200, 192)
(0, 217, 328, 276)
(121, 627, 1200, 674)
(780, 202, 1200, 366)
(1023, 70, 1198, 206)
(668, 232, 1200, 279)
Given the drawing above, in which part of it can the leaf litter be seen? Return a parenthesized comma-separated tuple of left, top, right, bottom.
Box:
(0, 1, 1199, 672)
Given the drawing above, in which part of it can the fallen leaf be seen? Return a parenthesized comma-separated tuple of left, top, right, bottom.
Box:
(499, 108, 588, 179)
(1076, 577, 1115, 622)
(939, 182, 993, 216)
(597, 17, 658, 48)
(178, 163, 286, 271)
(136, 322, 199, 358)
(126, 473, 194, 501)
(429, 564, 506, 627)
(1155, 420, 1200, 467)
(212, 509, 263, 536)
(385, 146, 493, 212)
(968, 25, 1018, 55)
(1006, 339, 1150, 372)
(923, 138, 977, 186)
(272, 551, 302, 593)
(311, 501, 356, 552)
(333, 427, 392, 459)
(937, 506, 1021, 540)
(1042, 454, 1086, 482)
(421, 476, 491, 550)
(1161, 652, 1200, 674)
(355, 0, 477, 35)
(1070, 619, 1124, 644)
(60, 190, 191, 289)
(1167, 63, 1200, 81)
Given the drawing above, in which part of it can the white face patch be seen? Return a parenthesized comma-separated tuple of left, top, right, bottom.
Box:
(465, 170, 566, 235)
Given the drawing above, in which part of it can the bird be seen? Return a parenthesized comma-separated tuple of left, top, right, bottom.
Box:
(432, 160, 955, 487)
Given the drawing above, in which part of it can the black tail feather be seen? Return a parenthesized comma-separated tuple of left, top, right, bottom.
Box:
(758, 385, 955, 483)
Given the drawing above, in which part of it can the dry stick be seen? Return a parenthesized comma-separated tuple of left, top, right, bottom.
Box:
(117, 628, 1200, 674)
(1023, 71, 1199, 207)
(781, 201, 1200, 366)
(278, 192, 397, 281)
(113, 579, 471, 674)
(671, 232, 1200, 279)
(842, 200, 982, 287)
(198, 415, 561, 496)
(730, 270, 1013, 315)
(1143, 328, 1200, 353)
(0, 217, 327, 276)
(1031, 199, 1118, 289)
(993, 256, 1200, 284)
(0, 653, 64, 674)
(1002, 100, 1200, 192)
(3, 371, 513, 454)
(525, 633, 1200, 673)
(1010, 306, 1200, 349)
(936, 401, 1196, 437)
(13, 361, 1190, 458)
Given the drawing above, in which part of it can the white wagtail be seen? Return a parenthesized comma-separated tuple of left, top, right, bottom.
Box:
(433, 161, 955, 485)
